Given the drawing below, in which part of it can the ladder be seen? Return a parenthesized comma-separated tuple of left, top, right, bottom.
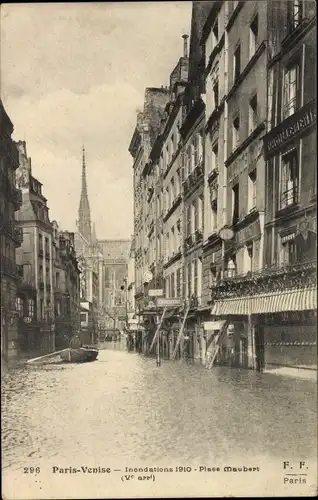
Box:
(206, 319, 229, 369)
(171, 302, 190, 360)
(148, 306, 167, 354)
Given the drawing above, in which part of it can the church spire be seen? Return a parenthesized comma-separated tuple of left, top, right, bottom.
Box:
(78, 146, 92, 243)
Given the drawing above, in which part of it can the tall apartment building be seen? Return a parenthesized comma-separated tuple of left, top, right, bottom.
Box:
(0, 101, 23, 362)
(15, 140, 55, 355)
(203, 0, 316, 373)
(260, 0, 316, 370)
(53, 223, 81, 348)
(129, 87, 170, 319)
(179, 1, 211, 361)
(142, 35, 189, 356)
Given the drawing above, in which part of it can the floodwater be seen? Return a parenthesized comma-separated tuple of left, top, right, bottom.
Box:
(2, 342, 317, 498)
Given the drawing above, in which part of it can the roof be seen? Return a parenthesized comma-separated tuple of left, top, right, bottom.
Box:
(98, 239, 131, 261)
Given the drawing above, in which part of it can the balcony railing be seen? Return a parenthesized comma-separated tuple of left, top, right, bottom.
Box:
(279, 186, 298, 210)
(211, 260, 317, 301)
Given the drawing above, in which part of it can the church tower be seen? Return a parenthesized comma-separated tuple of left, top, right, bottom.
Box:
(78, 146, 92, 243)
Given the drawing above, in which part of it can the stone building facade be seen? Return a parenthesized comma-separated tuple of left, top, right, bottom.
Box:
(97, 238, 131, 332)
(0, 101, 23, 362)
(260, 0, 317, 370)
(129, 87, 170, 321)
(53, 224, 81, 348)
(15, 140, 55, 356)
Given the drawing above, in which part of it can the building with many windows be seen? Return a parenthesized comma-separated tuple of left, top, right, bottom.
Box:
(179, 1, 212, 361)
(0, 101, 23, 363)
(207, 0, 316, 373)
(260, 0, 316, 370)
(15, 140, 55, 356)
(53, 223, 81, 348)
(129, 87, 170, 322)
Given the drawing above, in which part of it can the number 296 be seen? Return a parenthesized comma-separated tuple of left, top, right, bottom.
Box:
(24, 467, 41, 474)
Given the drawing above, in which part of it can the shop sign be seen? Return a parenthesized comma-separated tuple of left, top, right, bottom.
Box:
(235, 219, 261, 246)
(156, 298, 181, 308)
(148, 289, 164, 297)
(263, 99, 316, 159)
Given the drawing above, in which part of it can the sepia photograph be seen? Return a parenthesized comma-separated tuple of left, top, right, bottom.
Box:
(1, 1, 317, 498)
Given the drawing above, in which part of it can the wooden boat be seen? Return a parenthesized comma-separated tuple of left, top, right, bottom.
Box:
(60, 345, 99, 363)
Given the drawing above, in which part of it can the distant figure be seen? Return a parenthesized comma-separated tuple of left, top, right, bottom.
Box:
(69, 334, 82, 349)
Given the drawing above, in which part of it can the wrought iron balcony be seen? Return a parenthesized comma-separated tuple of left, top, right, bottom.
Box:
(211, 260, 317, 301)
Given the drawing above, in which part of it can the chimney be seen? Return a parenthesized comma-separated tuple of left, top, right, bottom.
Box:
(182, 34, 189, 58)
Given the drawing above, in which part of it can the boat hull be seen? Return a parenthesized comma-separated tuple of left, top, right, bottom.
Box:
(60, 347, 99, 363)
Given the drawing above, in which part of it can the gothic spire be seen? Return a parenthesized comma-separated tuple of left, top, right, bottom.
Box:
(78, 146, 92, 243)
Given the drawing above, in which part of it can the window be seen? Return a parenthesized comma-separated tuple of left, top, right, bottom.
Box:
(56, 272, 60, 288)
(209, 266, 218, 287)
(192, 260, 197, 296)
(171, 273, 175, 298)
(165, 277, 170, 298)
(248, 169, 257, 212)
(16, 297, 24, 317)
(249, 14, 258, 58)
(213, 80, 219, 110)
(193, 136, 200, 167)
(210, 181, 218, 233)
(176, 268, 181, 297)
(232, 115, 240, 150)
(280, 149, 299, 209)
(198, 132, 204, 163)
(212, 143, 218, 173)
(191, 203, 196, 233)
(38, 233, 43, 255)
(288, 1, 303, 32)
(233, 44, 241, 83)
(187, 262, 192, 297)
(283, 62, 300, 118)
(197, 196, 203, 231)
(281, 235, 298, 266)
(248, 94, 258, 133)
(186, 205, 191, 237)
(246, 244, 253, 273)
(39, 265, 43, 281)
(40, 299, 44, 319)
(28, 298, 35, 318)
(80, 312, 87, 324)
(232, 183, 239, 225)
(56, 300, 61, 317)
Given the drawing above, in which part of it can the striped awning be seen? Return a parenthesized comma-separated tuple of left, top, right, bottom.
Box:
(211, 297, 251, 316)
(211, 287, 317, 316)
(252, 287, 317, 314)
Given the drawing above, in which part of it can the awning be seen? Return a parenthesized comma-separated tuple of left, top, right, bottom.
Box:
(211, 297, 250, 316)
(211, 287, 317, 316)
(252, 287, 317, 314)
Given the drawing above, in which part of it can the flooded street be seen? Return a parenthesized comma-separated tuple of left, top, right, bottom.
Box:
(2, 344, 317, 498)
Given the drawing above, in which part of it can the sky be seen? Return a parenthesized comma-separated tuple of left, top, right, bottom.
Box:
(1, 2, 192, 239)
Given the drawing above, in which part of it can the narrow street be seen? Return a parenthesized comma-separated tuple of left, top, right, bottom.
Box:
(2, 344, 317, 498)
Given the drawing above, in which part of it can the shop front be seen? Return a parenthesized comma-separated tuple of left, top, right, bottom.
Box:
(211, 263, 317, 371)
